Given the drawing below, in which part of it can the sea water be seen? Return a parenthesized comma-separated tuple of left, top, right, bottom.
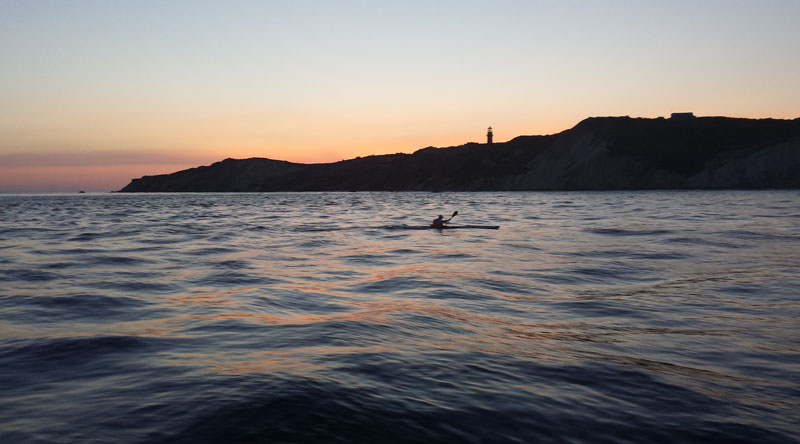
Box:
(1, 191, 798, 443)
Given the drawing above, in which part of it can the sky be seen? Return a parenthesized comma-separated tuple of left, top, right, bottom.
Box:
(1, 0, 799, 192)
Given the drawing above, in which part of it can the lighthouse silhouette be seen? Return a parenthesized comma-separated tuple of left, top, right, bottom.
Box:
(487, 126, 493, 145)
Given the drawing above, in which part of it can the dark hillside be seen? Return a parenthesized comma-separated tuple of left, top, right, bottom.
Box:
(120, 116, 800, 192)
(600, 117, 800, 174)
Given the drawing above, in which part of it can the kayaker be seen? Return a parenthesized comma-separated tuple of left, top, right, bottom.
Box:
(431, 215, 445, 228)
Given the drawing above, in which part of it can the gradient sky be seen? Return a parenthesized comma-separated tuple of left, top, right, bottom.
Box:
(1, 0, 799, 191)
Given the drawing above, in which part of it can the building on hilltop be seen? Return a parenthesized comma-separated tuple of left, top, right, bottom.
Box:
(670, 112, 696, 120)
(487, 126, 493, 144)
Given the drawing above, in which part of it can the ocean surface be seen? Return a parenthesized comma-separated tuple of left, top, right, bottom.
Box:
(1, 191, 798, 444)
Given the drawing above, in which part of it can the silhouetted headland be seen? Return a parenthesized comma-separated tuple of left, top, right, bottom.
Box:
(120, 115, 800, 192)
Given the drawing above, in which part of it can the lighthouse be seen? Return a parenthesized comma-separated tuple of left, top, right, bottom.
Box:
(487, 126, 493, 145)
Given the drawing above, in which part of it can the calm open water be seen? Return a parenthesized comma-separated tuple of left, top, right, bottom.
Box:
(1, 191, 798, 443)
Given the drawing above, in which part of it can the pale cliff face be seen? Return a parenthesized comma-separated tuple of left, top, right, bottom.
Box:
(685, 140, 800, 189)
(508, 118, 800, 190)
(513, 128, 629, 190)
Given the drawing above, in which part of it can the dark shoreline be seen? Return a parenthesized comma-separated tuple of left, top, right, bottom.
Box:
(121, 115, 800, 192)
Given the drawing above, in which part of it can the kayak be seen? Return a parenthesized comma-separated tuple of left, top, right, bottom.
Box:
(387, 225, 500, 230)
(435, 225, 499, 230)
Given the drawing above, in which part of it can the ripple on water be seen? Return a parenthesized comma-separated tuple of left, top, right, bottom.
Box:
(663, 236, 742, 249)
(340, 253, 397, 266)
(185, 246, 241, 256)
(86, 280, 181, 294)
(559, 249, 688, 261)
(0, 268, 61, 282)
(346, 275, 454, 294)
(585, 227, 674, 237)
(193, 271, 283, 287)
(146, 358, 794, 444)
(89, 254, 155, 266)
(3, 293, 151, 323)
(0, 335, 169, 390)
(214, 259, 252, 269)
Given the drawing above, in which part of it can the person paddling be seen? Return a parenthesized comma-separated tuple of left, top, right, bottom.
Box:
(431, 211, 458, 228)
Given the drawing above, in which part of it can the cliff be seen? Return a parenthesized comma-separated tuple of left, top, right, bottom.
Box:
(120, 116, 800, 192)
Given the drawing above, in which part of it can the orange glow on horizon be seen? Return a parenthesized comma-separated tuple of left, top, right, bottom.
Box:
(2, 111, 797, 192)
(0, 163, 209, 192)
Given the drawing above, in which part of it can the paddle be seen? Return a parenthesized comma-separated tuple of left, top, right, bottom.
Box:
(445, 211, 458, 223)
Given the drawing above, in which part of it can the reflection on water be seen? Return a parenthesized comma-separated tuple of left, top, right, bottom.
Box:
(1, 191, 799, 443)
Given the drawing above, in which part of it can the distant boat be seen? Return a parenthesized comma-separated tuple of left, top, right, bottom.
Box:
(78, 191, 86, 194)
